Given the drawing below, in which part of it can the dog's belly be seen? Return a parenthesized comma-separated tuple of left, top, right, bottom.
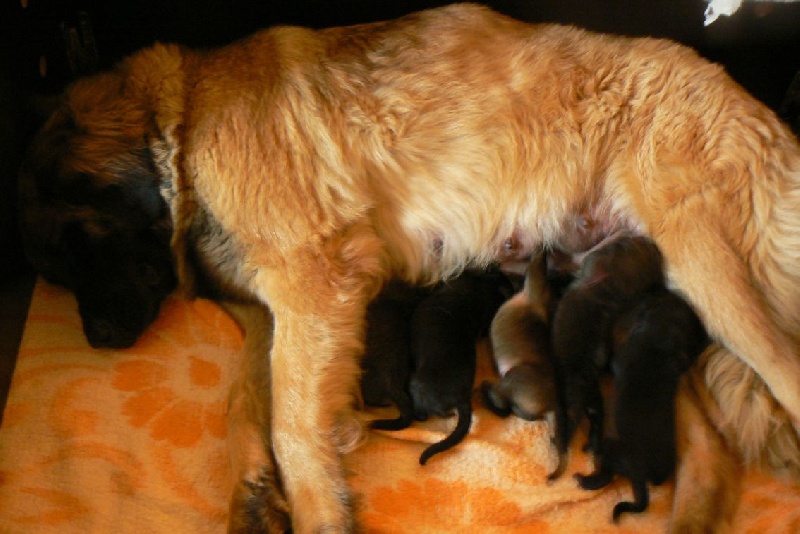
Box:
(372, 180, 641, 284)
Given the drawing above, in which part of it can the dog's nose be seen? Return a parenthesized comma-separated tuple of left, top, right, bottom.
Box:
(85, 318, 136, 349)
(88, 318, 113, 344)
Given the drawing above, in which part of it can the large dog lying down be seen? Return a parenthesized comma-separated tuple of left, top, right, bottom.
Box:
(18, 3, 800, 532)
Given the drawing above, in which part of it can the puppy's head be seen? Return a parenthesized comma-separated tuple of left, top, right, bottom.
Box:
(19, 73, 176, 348)
(579, 236, 664, 298)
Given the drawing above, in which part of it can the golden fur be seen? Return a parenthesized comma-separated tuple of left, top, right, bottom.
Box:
(21, 4, 800, 532)
(222, 302, 290, 532)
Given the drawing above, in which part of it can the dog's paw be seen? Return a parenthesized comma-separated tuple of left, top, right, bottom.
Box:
(228, 466, 292, 534)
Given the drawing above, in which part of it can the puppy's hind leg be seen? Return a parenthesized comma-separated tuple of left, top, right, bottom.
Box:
(583, 385, 604, 455)
(547, 399, 571, 482)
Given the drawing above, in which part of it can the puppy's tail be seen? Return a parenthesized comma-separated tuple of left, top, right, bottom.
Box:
(613, 478, 650, 522)
(419, 402, 472, 465)
(370, 414, 414, 432)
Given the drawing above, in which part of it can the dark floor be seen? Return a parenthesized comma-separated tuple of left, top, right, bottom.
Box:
(0, 268, 36, 423)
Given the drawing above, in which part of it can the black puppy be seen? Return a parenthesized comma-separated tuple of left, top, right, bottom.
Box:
(549, 236, 663, 480)
(576, 289, 708, 521)
(376, 269, 511, 465)
(360, 280, 429, 430)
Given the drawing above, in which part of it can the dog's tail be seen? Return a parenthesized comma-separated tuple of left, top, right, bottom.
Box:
(419, 402, 472, 465)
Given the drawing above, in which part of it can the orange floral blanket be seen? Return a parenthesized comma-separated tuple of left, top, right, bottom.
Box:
(2, 280, 800, 532)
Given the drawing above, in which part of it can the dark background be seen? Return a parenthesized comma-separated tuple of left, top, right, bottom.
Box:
(1, 0, 799, 415)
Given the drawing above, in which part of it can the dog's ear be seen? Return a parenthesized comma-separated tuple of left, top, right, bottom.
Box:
(113, 146, 167, 225)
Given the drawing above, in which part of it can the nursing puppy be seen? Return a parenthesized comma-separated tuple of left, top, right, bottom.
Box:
(549, 237, 664, 480)
(360, 280, 428, 430)
(576, 289, 708, 522)
(482, 252, 558, 422)
(18, 4, 800, 531)
(482, 214, 616, 422)
(379, 269, 511, 464)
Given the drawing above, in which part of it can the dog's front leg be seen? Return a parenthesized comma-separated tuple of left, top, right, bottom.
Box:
(261, 243, 383, 534)
(225, 303, 291, 533)
(269, 299, 366, 533)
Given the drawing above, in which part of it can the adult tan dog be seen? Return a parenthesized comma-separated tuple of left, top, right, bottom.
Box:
(18, 4, 800, 532)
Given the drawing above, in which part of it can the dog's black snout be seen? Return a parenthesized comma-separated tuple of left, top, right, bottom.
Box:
(85, 317, 137, 349)
(91, 318, 112, 340)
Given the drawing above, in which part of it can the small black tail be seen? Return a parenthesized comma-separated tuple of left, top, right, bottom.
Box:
(419, 403, 472, 465)
(612, 478, 650, 522)
(370, 414, 414, 431)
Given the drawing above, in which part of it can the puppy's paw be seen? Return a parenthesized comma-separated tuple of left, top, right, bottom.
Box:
(479, 381, 512, 417)
(228, 466, 292, 534)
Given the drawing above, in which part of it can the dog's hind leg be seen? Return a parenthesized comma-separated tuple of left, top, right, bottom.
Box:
(670, 369, 741, 534)
(224, 303, 291, 534)
(651, 202, 800, 427)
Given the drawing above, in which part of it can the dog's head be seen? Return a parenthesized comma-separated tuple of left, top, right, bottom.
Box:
(19, 73, 176, 348)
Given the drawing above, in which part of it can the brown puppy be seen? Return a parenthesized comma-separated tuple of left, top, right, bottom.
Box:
(18, 4, 800, 532)
(549, 237, 665, 479)
(575, 288, 708, 522)
(482, 252, 558, 422)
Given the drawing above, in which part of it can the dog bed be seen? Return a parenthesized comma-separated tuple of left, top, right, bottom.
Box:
(1, 279, 800, 532)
